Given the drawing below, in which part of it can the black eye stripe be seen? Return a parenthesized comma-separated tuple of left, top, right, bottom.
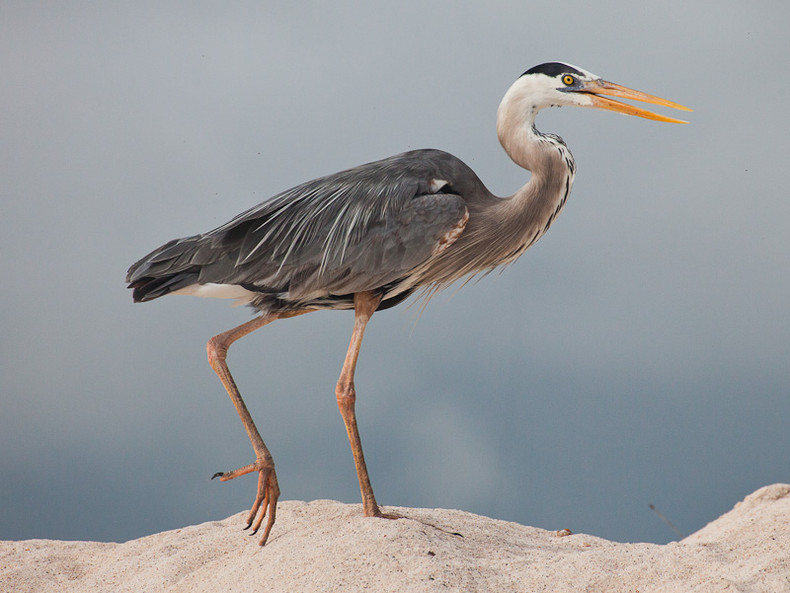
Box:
(522, 62, 585, 79)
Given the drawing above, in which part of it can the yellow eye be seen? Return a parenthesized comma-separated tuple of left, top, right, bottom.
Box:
(562, 74, 575, 85)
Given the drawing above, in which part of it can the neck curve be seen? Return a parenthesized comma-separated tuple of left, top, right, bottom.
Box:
(496, 79, 569, 181)
(409, 77, 578, 288)
(485, 78, 577, 260)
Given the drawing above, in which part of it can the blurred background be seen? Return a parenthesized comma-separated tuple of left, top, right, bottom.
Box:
(1, 2, 787, 545)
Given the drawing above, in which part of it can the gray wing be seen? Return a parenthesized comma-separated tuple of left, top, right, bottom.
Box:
(127, 149, 476, 306)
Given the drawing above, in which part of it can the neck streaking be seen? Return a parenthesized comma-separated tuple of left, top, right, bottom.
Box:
(493, 84, 576, 264)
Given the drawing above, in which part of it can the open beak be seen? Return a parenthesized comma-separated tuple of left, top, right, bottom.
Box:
(580, 80, 691, 124)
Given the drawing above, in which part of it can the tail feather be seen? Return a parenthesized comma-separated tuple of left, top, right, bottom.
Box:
(126, 235, 205, 302)
(128, 270, 200, 302)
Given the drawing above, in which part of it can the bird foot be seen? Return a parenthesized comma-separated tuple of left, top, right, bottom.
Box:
(212, 459, 280, 546)
(364, 501, 383, 518)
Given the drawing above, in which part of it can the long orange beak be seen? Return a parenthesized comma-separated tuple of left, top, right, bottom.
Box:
(581, 80, 691, 124)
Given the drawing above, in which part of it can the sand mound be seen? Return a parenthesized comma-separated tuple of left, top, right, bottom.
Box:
(2, 484, 788, 592)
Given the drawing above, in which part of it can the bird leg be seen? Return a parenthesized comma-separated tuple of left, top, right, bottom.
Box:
(336, 291, 383, 518)
(207, 309, 308, 546)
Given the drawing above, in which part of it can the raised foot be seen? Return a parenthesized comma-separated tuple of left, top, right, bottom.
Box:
(211, 460, 280, 546)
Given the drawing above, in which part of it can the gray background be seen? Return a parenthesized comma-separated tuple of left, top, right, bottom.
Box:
(2, 2, 787, 545)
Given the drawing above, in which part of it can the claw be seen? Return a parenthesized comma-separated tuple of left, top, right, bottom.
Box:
(213, 460, 279, 545)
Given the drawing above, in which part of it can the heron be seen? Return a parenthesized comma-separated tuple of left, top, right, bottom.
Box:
(126, 62, 689, 545)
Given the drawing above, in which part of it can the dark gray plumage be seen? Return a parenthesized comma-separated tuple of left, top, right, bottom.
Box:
(126, 63, 689, 547)
(127, 149, 480, 313)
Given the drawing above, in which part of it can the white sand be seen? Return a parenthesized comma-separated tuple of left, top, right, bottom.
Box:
(2, 484, 788, 592)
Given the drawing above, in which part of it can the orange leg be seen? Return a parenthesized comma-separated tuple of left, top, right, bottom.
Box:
(336, 291, 383, 517)
(207, 309, 307, 546)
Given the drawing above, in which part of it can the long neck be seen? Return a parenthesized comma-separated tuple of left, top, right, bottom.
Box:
(496, 88, 576, 200)
(408, 84, 577, 289)
(489, 88, 576, 263)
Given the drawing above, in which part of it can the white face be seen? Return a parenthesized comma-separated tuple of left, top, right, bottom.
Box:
(510, 63, 602, 112)
(514, 62, 600, 110)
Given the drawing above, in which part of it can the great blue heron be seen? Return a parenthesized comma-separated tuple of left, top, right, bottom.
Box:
(127, 62, 689, 545)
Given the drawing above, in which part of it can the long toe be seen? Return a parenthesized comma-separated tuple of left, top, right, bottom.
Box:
(247, 466, 279, 545)
(212, 462, 257, 482)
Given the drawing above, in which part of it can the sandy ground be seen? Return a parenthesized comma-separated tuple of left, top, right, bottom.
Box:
(2, 484, 788, 592)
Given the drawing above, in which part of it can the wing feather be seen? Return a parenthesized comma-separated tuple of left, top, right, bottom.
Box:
(127, 149, 482, 307)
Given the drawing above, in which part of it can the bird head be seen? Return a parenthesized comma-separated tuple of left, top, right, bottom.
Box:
(503, 62, 690, 124)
